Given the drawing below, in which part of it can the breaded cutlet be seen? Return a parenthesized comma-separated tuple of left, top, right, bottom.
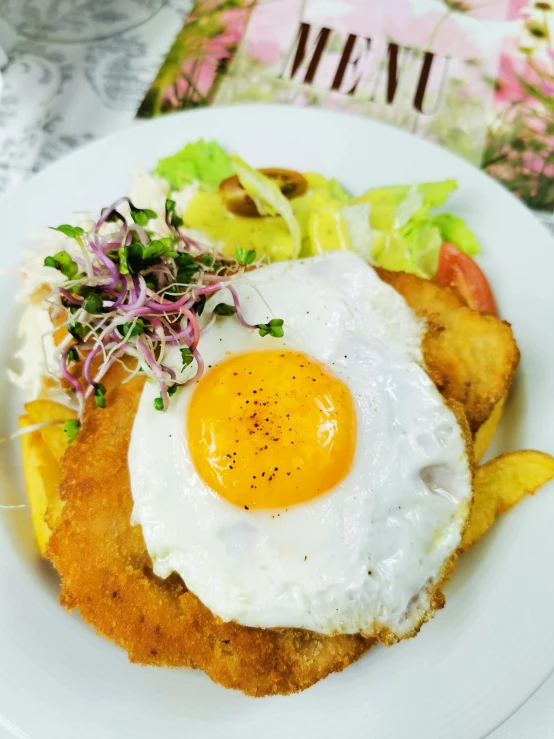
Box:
(47, 271, 519, 695)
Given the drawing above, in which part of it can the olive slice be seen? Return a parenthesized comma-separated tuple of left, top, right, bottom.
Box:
(219, 168, 308, 218)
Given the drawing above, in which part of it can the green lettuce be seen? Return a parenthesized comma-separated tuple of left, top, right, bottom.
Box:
(354, 179, 457, 231)
(352, 179, 479, 277)
(154, 138, 480, 279)
(431, 213, 480, 256)
(156, 140, 234, 191)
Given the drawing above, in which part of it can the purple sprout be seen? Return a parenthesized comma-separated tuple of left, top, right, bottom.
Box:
(45, 196, 282, 422)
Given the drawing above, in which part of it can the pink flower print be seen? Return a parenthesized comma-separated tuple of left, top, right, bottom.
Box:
(244, 0, 301, 61)
(541, 80, 554, 95)
(386, 9, 481, 61)
(526, 116, 547, 134)
(305, 0, 356, 35)
(523, 150, 547, 171)
(440, 0, 510, 22)
(343, 0, 407, 37)
(494, 53, 537, 104)
(163, 85, 179, 108)
(183, 57, 220, 98)
(246, 39, 282, 65)
(508, 0, 530, 18)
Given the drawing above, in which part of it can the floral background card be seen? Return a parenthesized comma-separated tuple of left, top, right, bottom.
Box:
(137, 0, 554, 212)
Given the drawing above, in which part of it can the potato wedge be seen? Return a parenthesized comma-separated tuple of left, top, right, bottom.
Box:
(473, 398, 505, 464)
(24, 399, 76, 462)
(19, 415, 64, 555)
(461, 450, 554, 551)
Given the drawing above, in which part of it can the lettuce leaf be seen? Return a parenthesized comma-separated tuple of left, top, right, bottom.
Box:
(231, 155, 301, 258)
(156, 140, 233, 191)
(354, 180, 457, 232)
(431, 213, 480, 256)
(351, 179, 480, 277)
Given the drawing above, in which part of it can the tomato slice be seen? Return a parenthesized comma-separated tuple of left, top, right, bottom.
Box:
(219, 168, 308, 218)
(436, 242, 497, 316)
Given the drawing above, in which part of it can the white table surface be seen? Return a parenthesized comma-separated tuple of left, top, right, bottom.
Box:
(0, 1, 552, 736)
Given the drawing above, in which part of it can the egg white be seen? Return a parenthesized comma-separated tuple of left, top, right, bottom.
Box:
(128, 252, 472, 637)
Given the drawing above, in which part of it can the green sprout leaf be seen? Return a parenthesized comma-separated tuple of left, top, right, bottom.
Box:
(180, 347, 194, 370)
(118, 319, 145, 339)
(68, 322, 84, 341)
(44, 251, 79, 280)
(235, 246, 256, 266)
(172, 212, 184, 228)
(142, 237, 177, 260)
(214, 303, 237, 316)
(73, 285, 93, 298)
(49, 224, 84, 240)
(130, 206, 157, 226)
(82, 291, 104, 314)
(174, 252, 199, 283)
(154, 384, 179, 411)
(63, 419, 80, 445)
(118, 243, 144, 275)
(194, 294, 206, 316)
(94, 383, 107, 409)
(101, 207, 125, 225)
(67, 347, 79, 363)
(256, 318, 284, 338)
(200, 253, 215, 268)
(165, 199, 183, 227)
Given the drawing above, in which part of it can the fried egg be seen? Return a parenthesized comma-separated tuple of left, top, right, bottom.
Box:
(128, 252, 472, 637)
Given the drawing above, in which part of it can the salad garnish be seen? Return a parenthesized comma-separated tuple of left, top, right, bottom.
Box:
(43, 197, 284, 423)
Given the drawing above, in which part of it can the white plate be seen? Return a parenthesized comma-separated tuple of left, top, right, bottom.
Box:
(1, 105, 554, 739)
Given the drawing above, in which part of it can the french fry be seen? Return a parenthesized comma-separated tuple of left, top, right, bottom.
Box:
(24, 399, 76, 462)
(461, 450, 554, 551)
(473, 398, 504, 464)
(19, 415, 64, 556)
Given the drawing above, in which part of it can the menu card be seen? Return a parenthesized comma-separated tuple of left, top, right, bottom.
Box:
(137, 0, 554, 212)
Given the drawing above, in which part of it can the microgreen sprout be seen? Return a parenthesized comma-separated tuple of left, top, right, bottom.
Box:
(130, 205, 158, 226)
(118, 319, 145, 338)
(43, 196, 283, 429)
(153, 383, 179, 411)
(257, 318, 284, 338)
(67, 347, 79, 363)
(165, 198, 183, 228)
(94, 383, 107, 409)
(82, 292, 104, 315)
(63, 419, 80, 445)
(44, 251, 79, 280)
(180, 347, 193, 370)
(235, 246, 257, 266)
(68, 321, 85, 341)
(213, 303, 237, 316)
(49, 225, 85, 240)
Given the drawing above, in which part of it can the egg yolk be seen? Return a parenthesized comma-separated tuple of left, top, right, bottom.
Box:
(187, 350, 356, 509)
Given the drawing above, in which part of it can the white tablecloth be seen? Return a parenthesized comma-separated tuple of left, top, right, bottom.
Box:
(0, 2, 552, 736)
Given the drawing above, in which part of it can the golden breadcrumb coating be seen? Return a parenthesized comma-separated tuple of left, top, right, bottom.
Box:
(48, 271, 517, 696)
(376, 269, 520, 434)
